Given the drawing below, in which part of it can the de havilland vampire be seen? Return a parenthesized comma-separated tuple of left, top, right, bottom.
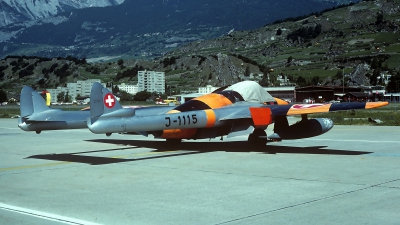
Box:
(17, 86, 176, 134)
(85, 81, 388, 146)
(18, 86, 90, 133)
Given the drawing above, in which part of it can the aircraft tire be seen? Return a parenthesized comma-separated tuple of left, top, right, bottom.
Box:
(248, 129, 267, 147)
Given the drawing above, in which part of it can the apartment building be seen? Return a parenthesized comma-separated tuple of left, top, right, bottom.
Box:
(137, 71, 165, 93)
(118, 83, 138, 95)
(47, 79, 105, 103)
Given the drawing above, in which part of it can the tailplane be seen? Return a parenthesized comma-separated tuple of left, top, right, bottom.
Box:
(90, 82, 122, 120)
(20, 86, 50, 118)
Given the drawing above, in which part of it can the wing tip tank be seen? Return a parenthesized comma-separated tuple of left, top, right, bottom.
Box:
(365, 101, 389, 109)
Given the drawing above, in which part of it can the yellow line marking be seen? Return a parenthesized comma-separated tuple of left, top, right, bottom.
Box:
(110, 150, 179, 159)
(0, 162, 70, 172)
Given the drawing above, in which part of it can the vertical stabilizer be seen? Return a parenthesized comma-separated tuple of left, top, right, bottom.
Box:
(20, 86, 50, 117)
(32, 89, 50, 113)
(90, 82, 122, 120)
(20, 86, 34, 117)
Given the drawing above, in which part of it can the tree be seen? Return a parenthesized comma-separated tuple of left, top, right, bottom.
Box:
(382, 62, 390, 72)
(112, 85, 120, 93)
(296, 76, 307, 87)
(0, 89, 7, 102)
(117, 59, 124, 66)
(335, 70, 343, 80)
(311, 76, 321, 86)
(376, 12, 384, 24)
(312, 24, 322, 38)
(287, 56, 293, 64)
(276, 28, 282, 36)
(65, 91, 70, 102)
(244, 65, 251, 77)
(387, 71, 400, 93)
(269, 73, 278, 86)
(371, 57, 380, 70)
(57, 92, 65, 102)
(258, 73, 269, 87)
(119, 90, 134, 101)
(133, 90, 151, 101)
(370, 69, 380, 86)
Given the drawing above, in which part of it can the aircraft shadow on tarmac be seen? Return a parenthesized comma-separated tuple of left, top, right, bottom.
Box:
(26, 139, 372, 165)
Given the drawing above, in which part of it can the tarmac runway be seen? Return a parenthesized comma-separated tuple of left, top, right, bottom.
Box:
(1, 118, 400, 225)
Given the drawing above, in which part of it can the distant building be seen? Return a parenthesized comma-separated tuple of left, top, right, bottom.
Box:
(47, 79, 105, 103)
(174, 93, 203, 104)
(198, 85, 218, 94)
(137, 71, 165, 93)
(118, 83, 138, 95)
(47, 87, 70, 103)
(264, 86, 296, 101)
(343, 92, 370, 102)
(77, 80, 102, 97)
(295, 86, 374, 103)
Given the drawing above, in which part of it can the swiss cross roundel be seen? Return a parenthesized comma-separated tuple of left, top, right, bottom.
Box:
(104, 93, 116, 108)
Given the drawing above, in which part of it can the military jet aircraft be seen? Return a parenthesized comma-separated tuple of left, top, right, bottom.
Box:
(17, 86, 90, 133)
(17, 86, 177, 134)
(87, 81, 388, 146)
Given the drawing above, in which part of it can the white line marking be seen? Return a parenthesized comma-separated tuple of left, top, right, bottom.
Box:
(0, 203, 101, 225)
(0, 127, 20, 130)
(311, 138, 400, 143)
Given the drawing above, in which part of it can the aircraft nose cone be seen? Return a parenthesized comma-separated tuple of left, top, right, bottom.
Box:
(18, 122, 28, 131)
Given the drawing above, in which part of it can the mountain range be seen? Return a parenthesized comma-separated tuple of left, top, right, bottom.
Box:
(0, 0, 125, 27)
(0, 0, 359, 59)
(1, 0, 400, 97)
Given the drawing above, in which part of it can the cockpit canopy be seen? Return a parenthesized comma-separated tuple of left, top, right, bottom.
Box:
(222, 81, 275, 103)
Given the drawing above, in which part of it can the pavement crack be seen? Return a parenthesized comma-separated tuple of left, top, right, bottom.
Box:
(139, 164, 377, 187)
(215, 178, 400, 225)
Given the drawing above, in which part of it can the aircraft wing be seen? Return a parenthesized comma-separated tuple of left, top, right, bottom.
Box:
(265, 102, 388, 116)
(217, 101, 387, 122)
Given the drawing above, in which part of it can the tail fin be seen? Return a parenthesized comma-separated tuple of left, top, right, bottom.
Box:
(90, 82, 122, 120)
(20, 86, 50, 117)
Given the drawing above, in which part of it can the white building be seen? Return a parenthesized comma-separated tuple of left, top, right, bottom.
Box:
(198, 85, 219, 94)
(137, 71, 165, 93)
(48, 87, 70, 103)
(47, 79, 105, 103)
(118, 83, 138, 95)
(76, 79, 104, 97)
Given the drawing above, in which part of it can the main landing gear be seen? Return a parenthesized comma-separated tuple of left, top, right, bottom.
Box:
(248, 128, 267, 147)
(166, 139, 182, 146)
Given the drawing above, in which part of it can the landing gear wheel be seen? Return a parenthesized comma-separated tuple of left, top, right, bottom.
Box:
(248, 129, 267, 147)
(166, 139, 182, 146)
